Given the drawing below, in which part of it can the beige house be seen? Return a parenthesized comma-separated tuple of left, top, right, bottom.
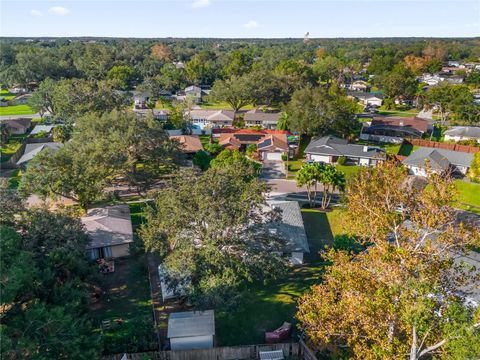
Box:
(82, 205, 133, 260)
(1, 118, 32, 135)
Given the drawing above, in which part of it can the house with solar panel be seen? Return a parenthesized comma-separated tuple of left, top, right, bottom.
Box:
(219, 131, 290, 161)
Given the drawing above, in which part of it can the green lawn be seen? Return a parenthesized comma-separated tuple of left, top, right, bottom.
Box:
(0, 104, 35, 116)
(1, 136, 25, 162)
(0, 89, 16, 101)
(336, 164, 362, 181)
(376, 111, 418, 117)
(455, 180, 480, 214)
(200, 101, 255, 110)
(216, 208, 347, 346)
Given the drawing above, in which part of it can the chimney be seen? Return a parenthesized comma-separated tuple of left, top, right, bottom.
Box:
(363, 146, 369, 152)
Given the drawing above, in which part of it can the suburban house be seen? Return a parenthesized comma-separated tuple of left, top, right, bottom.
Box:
(402, 147, 474, 177)
(188, 109, 235, 129)
(349, 80, 370, 92)
(133, 91, 152, 110)
(244, 109, 281, 129)
(347, 91, 384, 107)
(218, 130, 290, 161)
(167, 310, 215, 350)
(444, 126, 480, 144)
(29, 124, 56, 138)
(176, 85, 210, 104)
(170, 135, 204, 155)
(10, 93, 32, 106)
(16, 142, 64, 167)
(265, 200, 310, 265)
(305, 135, 385, 166)
(0, 118, 32, 135)
(82, 204, 134, 260)
(360, 116, 433, 143)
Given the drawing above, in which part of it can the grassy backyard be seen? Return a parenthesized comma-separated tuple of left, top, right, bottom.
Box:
(455, 180, 480, 214)
(1, 135, 27, 162)
(89, 202, 156, 355)
(200, 101, 256, 110)
(216, 208, 348, 346)
(0, 104, 35, 116)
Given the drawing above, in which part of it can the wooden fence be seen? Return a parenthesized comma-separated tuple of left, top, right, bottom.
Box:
(406, 139, 480, 154)
(103, 341, 317, 360)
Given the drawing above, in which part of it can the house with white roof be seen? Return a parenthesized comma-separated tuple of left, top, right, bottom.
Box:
(444, 126, 480, 144)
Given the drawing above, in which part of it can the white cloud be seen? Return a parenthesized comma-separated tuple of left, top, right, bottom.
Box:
(243, 20, 259, 29)
(192, 0, 211, 8)
(48, 6, 70, 16)
(30, 9, 42, 17)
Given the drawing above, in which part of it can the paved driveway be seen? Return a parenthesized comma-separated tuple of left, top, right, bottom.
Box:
(260, 161, 286, 180)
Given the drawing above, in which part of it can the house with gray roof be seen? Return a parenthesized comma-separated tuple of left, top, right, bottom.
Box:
(444, 126, 480, 144)
(305, 135, 386, 167)
(265, 200, 310, 264)
(82, 204, 133, 260)
(347, 91, 384, 107)
(16, 142, 63, 167)
(167, 310, 215, 350)
(188, 109, 235, 129)
(244, 109, 281, 129)
(402, 147, 474, 177)
(0, 118, 32, 135)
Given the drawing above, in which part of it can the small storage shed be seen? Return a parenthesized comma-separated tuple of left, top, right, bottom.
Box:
(167, 310, 215, 350)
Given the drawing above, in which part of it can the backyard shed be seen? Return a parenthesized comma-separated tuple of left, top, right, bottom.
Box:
(167, 310, 215, 350)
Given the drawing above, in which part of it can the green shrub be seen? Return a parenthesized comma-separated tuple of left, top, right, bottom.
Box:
(337, 156, 347, 165)
(281, 154, 288, 161)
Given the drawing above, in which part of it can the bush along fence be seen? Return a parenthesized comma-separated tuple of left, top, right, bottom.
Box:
(103, 341, 319, 360)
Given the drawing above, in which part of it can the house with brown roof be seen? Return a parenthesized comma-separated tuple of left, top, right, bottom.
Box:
(170, 135, 204, 155)
(360, 116, 433, 143)
(244, 109, 281, 129)
(218, 130, 290, 161)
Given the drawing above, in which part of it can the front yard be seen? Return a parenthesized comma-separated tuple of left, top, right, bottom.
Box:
(0, 104, 35, 116)
(216, 208, 349, 346)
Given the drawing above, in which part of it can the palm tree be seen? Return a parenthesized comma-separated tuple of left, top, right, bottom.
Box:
(317, 164, 346, 209)
(296, 164, 317, 208)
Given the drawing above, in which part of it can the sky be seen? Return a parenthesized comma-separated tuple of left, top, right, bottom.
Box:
(0, 0, 479, 38)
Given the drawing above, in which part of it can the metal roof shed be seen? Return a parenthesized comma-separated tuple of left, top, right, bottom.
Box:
(167, 310, 215, 350)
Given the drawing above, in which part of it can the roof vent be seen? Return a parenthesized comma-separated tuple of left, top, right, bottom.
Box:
(363, 146, 369, 152)
(269, 228, 278, 235)
(399, 121, 404, 126)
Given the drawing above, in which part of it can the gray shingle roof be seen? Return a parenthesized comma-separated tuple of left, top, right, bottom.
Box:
(82, 205, 133, 249)
(444, 126, 480, 139)
(167, 310, 215, 338)
(402, 147, 474, 169)
(16, 142, 63, 165)
(305, 136, 385, 160)
(266, 201, 310, 253)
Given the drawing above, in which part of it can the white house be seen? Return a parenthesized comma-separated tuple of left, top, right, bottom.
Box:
(347, 91, 384, 107)
(188, 109, 235, 129)
(244, 109, 281, 129)
(402, 147, 474, 177)
(167, 310, 215, 350)
(444, 126, 480, 144)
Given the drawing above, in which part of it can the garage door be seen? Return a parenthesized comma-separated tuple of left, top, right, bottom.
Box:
(265, 152, 283, 161)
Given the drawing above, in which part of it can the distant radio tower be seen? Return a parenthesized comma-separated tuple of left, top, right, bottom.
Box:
(303, 32, 310, 44)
